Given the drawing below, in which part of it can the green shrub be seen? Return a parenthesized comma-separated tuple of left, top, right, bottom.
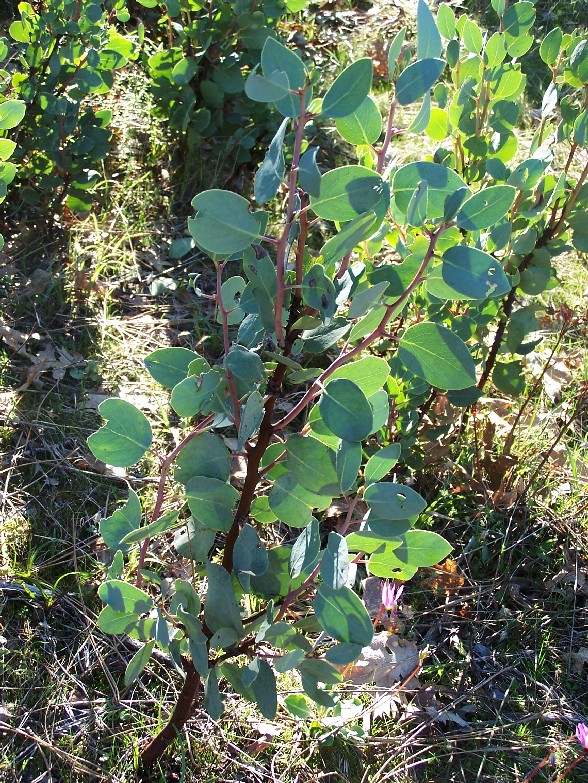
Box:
(2, 0, 135, 212)
(138, 0, 310, 159)
(89, 0, 588, 768)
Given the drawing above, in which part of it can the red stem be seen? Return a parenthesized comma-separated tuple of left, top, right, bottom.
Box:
(377, 101, 398, 174)
(139, 660, 200, 768)
(216, 261, 241, 429)
(275, 90, 309, 345)
(136, 416, 214, 588)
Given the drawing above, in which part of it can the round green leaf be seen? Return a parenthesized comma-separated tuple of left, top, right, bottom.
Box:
(327, 355, 390, 396)
(186, 476, 239, 532)
(124, 641, 155, 685)
(0, 99, 25, 130)
(174, 432, 231, 485)
(286, 435, 340, 496)
(298, 147, 321, 197)
(425, 107, 449, 141)
(492, 360, 526, 397)
(245, 68, 290, 103)
(98, 579, 153, 614)
(238, 391, 265, 450)
(364, 482, 426, 520)
(234, 523, 268, 591)
(462, 19, 483, 54)
(171, 56, 198, 85)
(399, 322, 476, 390)
(395, 58, 445, 106)
(324, 643, 364, 665)
(275, 648, 306, 672)
(97, 606, 140, 635)
(365, 443, 401, 484)
(204, 563, 244, 635)
(144, 347, 202, 389)
(252, 660, 277, 720)
(0, 139, 16, 161)
(315, 585, 374, 646)
(456, 185, 516, 231)
(320, 532, 349, 591)
(321, 211, 379, 266)
(189, 189, 261, 256)
(310, 166, 387, 222)
(302, 264, 336, 319)
(254, 117, 288, 204)
(173, 518, 216, 563)
(336, 439, 362, 492)
(322, 58, 373, 119)
(261, 37, 307, 117)
(269, 473, 323, 527)
(417, 0, 442, 59)
(120, 509, 180, 546)
(88, 398, 152, 467)
(100, 488, 141, 554)
(336, 96, 382, 145)
(393, 161, 468, 221)
(290, 518, 320, 579)
(539, 27, 562, 66)
(367, 530, 452, 579)
(502, 1, 535, 37)
(436, 3, 456, 39)
(441, 245, 511, 300)
(388, 27, 406, 78)
(319, 379, 373, 441)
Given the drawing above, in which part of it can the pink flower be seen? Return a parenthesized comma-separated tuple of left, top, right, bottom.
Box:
(576, 723, 588, 750)
(381, 580, 404, 614)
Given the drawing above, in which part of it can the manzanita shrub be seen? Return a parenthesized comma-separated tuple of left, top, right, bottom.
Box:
(0, 92, 26, 249)
(3, 0, 135, 212)
(88, 0, 588, 767)
(138, 0, 309, 157)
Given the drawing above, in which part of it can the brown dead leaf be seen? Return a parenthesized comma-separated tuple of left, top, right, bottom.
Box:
(70, 267, 108, 298)
(0, 323, 41, 356)
(338, 633, 420, 690)
(482, 453, 518, 492)
(244, 719, 282, 754)
(491, 476, 524, 510)
(16, 343, 83, 391)
(423, 558, 465, 595)
(365, 39, 389, 78)
(545, 559, 588, 596)
(363, 576, 383, 620)
(338, 633, 421, 729)
(22, 268, 53, 297)
(76, 451, 128, 479)
(570, 647, 588, 675)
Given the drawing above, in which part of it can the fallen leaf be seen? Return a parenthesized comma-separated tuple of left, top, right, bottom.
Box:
(423, 558, 465, 595)
(16, 343, 84, 391)
(545, 559, 588, 596)
(570, 647, 588, 675)
(22, 268, 54, 296)
(338, 633, 420, 690)
(0, 323, 41, 356)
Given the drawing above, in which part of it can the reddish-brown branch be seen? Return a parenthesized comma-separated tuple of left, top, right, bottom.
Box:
(222, 291, 303, 573)
(216, 261, 241, 429)
(275, 90, 309, 345)
(136, 416, 214, 587)
(139, 660, 200, 769)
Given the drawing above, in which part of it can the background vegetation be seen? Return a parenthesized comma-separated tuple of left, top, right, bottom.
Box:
(1, 1, 587, 781)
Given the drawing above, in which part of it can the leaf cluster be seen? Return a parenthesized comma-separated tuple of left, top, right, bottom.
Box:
(84, 0, 588, 764)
